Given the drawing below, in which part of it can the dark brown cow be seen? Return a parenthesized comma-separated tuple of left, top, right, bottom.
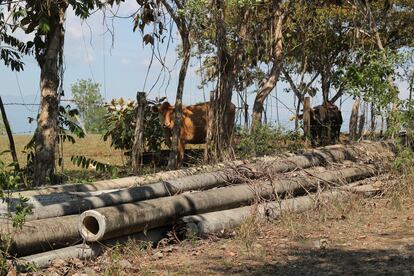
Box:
(309, 102, 343, 145)
(292, 101, 343, 145)
(152, 101, 236, 163)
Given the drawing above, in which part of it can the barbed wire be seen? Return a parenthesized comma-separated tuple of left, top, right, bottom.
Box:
(2, 99, 104, 106)
(11, 131, 34, 135)
(3, 103, 39, 106)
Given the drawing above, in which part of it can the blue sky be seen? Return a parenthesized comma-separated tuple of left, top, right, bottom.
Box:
(0, 1, 411, 134)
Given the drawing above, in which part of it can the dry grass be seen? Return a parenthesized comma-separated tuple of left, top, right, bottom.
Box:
(5, 136, 413, 274)
(32, 172, 414, 275)
(0, 134, 125, 171)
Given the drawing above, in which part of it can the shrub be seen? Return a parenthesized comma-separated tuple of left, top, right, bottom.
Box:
(235, 124, 301, 158)
(102, 97, 165, 162)
(0, 155, 32, 273)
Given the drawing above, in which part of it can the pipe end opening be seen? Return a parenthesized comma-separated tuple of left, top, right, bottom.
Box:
(79, 210, 106, 242)
(83, 216, 100, 235)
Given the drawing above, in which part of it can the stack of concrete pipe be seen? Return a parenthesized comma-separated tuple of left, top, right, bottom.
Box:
(2, 140, 394, 270)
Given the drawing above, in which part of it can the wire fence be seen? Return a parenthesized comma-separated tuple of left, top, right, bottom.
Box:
(1, 94, 374, 135)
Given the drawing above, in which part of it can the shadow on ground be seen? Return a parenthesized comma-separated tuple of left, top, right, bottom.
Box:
(207, 244, 414, 275)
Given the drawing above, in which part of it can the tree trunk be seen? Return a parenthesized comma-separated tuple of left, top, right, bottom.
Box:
(0, 96, 20, 172)
(251, 2, 285, 129)
(295, 97, 301, 131)
(132, 92, 147, 174)
(33, 5, 67, 186)
(206, 0, 235, 162)
(158, 0, 192, 169)
(244, 102, 249, 130)
(303, 97, 311, 139)
(349, 98, 360, 141)
(370, 103, 376, 134)
(358, 101, 366, 139)
(321, 71, 330, 104)
(168, 31, 191, 169)
(409, 71, 413, 102)
(331, 89, 343, 104)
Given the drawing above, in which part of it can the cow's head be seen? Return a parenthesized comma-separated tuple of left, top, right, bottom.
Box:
(152, 102, 175, 129)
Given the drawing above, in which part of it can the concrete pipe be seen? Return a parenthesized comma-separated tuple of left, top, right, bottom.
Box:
(18, 140, 395, 220)
(25, 170, 232, 221)
(179, 183, 377, 237)
(10, 140, 395, 199)
(1, 215, 80, 257)
(78, 165, 379, 242)
(16, 226, 170, 270)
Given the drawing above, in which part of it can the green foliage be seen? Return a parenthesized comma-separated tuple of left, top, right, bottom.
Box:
(102, 97, 165, 160)
(342, 48, 414, 138)
(0, 8, 30, 71)
(386, 99, 414, 137)
(0, 154, 32, 274)
(71, 79, 107, 134)
(24, 104, 85, 181)
(236, 124, 301, 158)
(284, 1, 353, 99)
(393, 145, 414, 175)
(70, 155, 118, 178)
(342, 49, 405, 108)
(57, 105, 86, 142)
(103, 98, 137, 156)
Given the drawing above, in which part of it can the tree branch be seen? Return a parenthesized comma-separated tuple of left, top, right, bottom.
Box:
(282, 67, 303, 100)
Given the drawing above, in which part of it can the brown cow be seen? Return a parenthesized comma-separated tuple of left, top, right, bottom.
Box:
(310, 102, 343, 145)
(152, 101, 236, 163)
(290, 101, 343, 146)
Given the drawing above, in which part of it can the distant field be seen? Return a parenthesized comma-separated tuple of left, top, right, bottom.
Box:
(0, 134, 125, 171)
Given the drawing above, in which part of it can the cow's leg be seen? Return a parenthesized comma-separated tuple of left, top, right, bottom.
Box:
(164, 133, 172, 148)
(310, 124, 318, 146)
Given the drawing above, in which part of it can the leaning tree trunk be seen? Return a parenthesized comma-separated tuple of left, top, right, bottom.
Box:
(251, 2, 285, 130)
(349, 98, 360, 141)
(158, 0, 192, 169)
(33, 5, 67, 186)
(0, 96, 20, 172)
(168, 33, 191, 169)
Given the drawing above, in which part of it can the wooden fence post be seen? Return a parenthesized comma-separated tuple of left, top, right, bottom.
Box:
(0, 96, 20, 172)
(132, 92, 147, 175)
(303, 97, 311, 139)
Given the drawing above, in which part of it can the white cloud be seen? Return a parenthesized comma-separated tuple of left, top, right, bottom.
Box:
(83, 53, 94, 64)
(65, 8, 83, 40)
(112, 1, 140, 16)
(67, 25, 83, 40)
(121, 57, 131, 65)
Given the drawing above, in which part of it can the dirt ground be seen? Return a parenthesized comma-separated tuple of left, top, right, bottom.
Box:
(27, 173, 414, 276)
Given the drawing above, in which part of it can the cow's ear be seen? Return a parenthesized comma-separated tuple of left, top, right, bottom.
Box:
(152, 105, 159, 113)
